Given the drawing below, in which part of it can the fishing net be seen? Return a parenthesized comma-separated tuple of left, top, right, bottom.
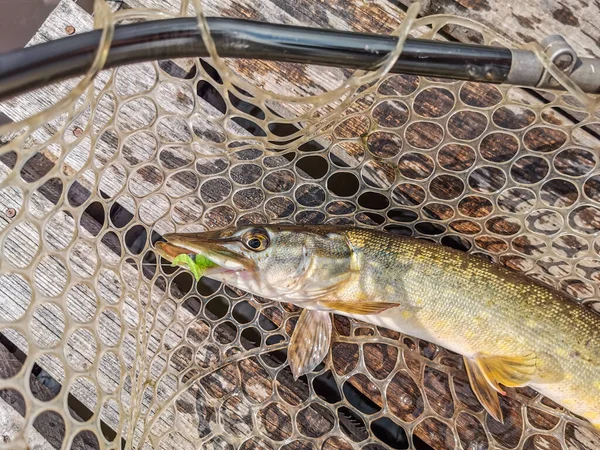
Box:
(1, 0, 599, 449)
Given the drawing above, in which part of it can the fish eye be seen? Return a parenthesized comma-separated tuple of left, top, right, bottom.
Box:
(242, 229, 270, 252)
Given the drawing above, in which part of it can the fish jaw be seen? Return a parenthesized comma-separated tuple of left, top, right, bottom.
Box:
(154, 238, 253, 283)
(159, 228, 298, 299)
(156, 226, 358, 303)
(160, 233, 253, 272)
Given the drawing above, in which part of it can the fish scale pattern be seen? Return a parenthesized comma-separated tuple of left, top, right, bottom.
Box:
(0, 2, 600, 449)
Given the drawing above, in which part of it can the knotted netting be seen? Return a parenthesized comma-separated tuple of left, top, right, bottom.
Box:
(0, 0, 600, 449)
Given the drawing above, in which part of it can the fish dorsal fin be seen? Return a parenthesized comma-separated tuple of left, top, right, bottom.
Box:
(317, 300, 400, 315)
(463, 353, 538, 423)
(288, 309, 332, 380)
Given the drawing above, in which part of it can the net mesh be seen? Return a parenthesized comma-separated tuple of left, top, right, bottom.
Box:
(0, 1, 600, 449)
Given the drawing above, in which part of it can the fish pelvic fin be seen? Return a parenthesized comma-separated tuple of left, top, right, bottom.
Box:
(464, 356, 504, 423)
(288, 309, 332, 380)
(478, 353, 538, 391)
(464, 352, 538, 423)
(317, 300, 400, 315)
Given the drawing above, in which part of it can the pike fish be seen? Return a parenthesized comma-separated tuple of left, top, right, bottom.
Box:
(155, 225, 600, 430)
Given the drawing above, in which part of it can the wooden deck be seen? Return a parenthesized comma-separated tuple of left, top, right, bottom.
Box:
(1, 0, 600, 449)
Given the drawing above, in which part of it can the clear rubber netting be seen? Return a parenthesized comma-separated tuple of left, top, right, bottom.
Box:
(0, 0, 599, 449)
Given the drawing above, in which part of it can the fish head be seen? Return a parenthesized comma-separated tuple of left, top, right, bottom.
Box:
(155, 225, 353, 302)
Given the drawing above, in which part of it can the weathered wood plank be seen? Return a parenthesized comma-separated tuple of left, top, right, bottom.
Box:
(119, 0, 406, 100)
(0, 395, 55, 449)
(0, 340, 103, 449)
(403, 0, 600, 57)
(1, 81, 301, 450)
(1, 0, 600, 449)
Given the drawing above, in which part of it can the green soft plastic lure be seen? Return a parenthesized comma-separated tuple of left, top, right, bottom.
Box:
(171, 253, 217, 281)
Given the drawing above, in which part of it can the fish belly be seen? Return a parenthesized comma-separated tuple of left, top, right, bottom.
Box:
(356, 308, 600, 430)
(532, 380, 600, 429)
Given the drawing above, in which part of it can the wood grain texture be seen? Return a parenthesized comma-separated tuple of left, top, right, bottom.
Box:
(402, 0, 600, 57)
(1, 0, 600, 448)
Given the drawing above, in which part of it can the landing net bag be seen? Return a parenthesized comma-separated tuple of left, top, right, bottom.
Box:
(0, 1, 599, 449)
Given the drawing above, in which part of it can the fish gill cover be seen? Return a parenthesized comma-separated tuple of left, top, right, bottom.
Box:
(0, 0, 599, 449)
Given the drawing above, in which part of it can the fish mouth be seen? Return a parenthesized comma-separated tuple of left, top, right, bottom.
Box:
(155, 232, 252, 274)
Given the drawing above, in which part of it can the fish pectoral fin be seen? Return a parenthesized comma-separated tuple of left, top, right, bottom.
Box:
(317, 300, 400, 315)
(464, 356, 504, 423)
(288, 309, 332, 380)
